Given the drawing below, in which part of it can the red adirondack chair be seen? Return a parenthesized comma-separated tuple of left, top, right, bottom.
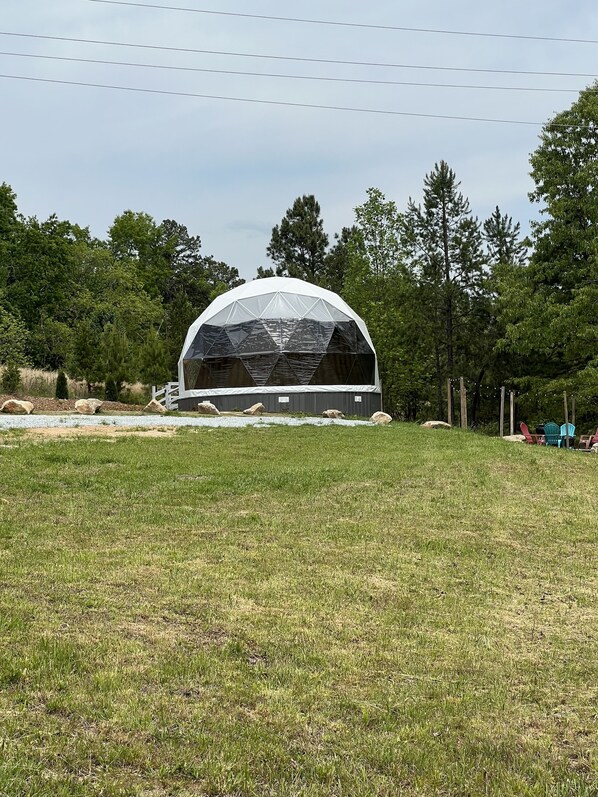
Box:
(578, 427, 598, 450)
(520, 422, 543, 445)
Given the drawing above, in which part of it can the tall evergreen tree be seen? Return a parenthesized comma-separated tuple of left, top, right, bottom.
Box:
(405, 161, 487, 420)
(267, 195, 329, 283)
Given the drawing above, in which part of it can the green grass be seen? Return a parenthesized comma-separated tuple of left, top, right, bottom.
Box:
(0, 424, 596, 796)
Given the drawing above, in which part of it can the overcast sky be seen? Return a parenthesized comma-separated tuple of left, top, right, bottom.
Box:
(2, 1, 597, 279)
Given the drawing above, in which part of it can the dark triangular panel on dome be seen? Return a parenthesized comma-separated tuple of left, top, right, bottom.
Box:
(352, 353, 376, 384)
(355, 327, 374, 354)
(309, 353, 356, 385)
(285, 319, 334, 353)
(200, 356, 254, 388)
(235, 320, 279, 354)
(225, 322, 252, 353)
(260, 318, 282, 348)
(241, 353, 280, 386)
(267, 354, 302, 386)
(183, 359, 216, 390)
(326, 322, 357, 354)
(284, 353, 322, 385)
(201, 325, 236, 357)
(280, 319, 299, 347)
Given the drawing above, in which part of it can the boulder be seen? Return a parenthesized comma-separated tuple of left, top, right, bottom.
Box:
(143, 398, 167, 415)
(502, 434, 526, 443)
(243, 402, 265, 416)
(197, 401, 220, 415)
(591, 443, 598, 454)
(322, 409, 344, 419)
(75, 398, 102, 415)
(0, 399, 33, 415)
(421, 420, 452, 430)
(370, 411, 392, 425)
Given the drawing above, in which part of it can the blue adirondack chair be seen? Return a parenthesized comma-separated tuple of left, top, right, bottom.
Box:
(543, 421, 561, 446)
(558, 423, 575, 448)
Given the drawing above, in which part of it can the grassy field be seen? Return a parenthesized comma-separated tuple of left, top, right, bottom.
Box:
(0, 423, 596, 796)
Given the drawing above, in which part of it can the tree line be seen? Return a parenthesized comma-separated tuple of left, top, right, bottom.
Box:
(1, 85, 596, 423)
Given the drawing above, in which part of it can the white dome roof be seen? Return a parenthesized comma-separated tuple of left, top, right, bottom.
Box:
(180, 276, 375, 355)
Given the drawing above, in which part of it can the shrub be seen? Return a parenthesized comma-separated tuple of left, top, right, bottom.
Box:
(55, 370, 69, 400)
(105, 376, 119, 402)
(1, 361, 22, 395)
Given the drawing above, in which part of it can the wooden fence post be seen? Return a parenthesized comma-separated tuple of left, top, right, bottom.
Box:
(563, 391, 570, 448)
(499, 386, 505, 438)
(509, 391, 515, 436)
(447, 378, 453, 426)
(460, 377, 468, 430)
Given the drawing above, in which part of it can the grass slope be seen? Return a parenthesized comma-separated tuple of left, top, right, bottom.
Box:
(0, 424, 596, 796)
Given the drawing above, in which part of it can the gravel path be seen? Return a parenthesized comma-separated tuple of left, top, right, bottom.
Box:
(0, 414, 370, 430)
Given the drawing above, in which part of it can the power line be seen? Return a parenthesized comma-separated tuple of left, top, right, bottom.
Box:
(86, 0, 598, 45)
(2, 31, 597, 79)
(0, 72, 588, 127)
(0, 50, 582, 94)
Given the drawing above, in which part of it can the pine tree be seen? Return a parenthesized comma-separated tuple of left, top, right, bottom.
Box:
(55, 369, 69, 399)
(139, 329, 172, 387)
(101, 325, 134, 395)
(267, 195, 329, 283)
(405, 161, 487, 420)
(1, 361, 22, 395)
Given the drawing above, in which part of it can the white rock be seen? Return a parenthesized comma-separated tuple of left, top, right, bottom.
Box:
(243, 402, 265, 416)
(143, 399, 167, 414)
(0, 399, 33, 415)
(322, 409, 344, 419)
(421, 420, 452, 430)
(75, 398, 102, 415)
(590, 443, 598, 454)
(370, 411, 392, 425)
(197, 401, 220, 415)
(502, 434, 526, 443)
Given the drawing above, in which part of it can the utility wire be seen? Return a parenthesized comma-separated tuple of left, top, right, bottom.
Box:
(0, 50, 583, 93)
(2, 31, 597, 79)
(0, 72, 590, 127)
(86, 0, 598, 45)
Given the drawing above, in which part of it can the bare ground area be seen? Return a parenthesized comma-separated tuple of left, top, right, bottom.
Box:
(0, 395, 144, 413)
(23, 425, 178, 439)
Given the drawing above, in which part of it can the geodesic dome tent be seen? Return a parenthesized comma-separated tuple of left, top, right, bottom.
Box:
(177, 277, 381, 415)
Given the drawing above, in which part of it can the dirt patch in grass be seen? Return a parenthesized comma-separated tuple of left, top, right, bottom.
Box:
(24, 425, 178, 439)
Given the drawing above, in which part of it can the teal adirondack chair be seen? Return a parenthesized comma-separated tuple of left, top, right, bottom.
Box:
(543, 421, 561, 446)
(558, 423, 575, 448)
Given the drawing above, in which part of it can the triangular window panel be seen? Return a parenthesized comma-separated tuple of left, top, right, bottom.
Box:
(183, 359, 213, 390)
(261, 292, 302, 319)
(203, 326, 235, 357)
(325, 302, 352, 322)
(226, 301, 261, 325)
(242, 353, 280, 386)
(285, 353, 322, 385)
(267, 354, 302, 386)
(285, 319, 334, 353)
(209, 305, 236, 326)
(242, 293, 277, 318)
(280, 319, 299, 347)
(235, 320, 279, 354)
(326, 324, 356, 354)
(304, 298, 335, 322)
(225, 323, 252, 352)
